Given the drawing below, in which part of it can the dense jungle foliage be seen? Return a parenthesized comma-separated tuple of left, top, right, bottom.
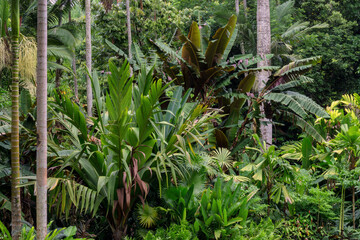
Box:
(1, 0, 360, 239)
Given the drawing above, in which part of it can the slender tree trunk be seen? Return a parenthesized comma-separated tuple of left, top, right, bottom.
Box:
(85, 0, 93, 116)
(72, 57, 78, 100)
(36, 1, 48, 239)
(10, 0, 21, 239)
(236, 0, 246, 55)
(68, 1, 78, 100)
(55, 59, 62, 90)
(353, 186, 356, 229)
(126, 0, 132, 75)
(244, 0, 247, 18)
(350, 154, 356, 229)
(256, 0, 272, 146)
(235, 0, 239, 15)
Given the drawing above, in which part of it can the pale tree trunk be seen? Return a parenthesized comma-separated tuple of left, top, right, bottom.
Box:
(236, 0, 246, 55)
(68, 3, 78, 101)
(126, 0, 133, 75)
(10, 0, 21, 239)
(235, 0, 239, 15)
(256, 0, 272, 146)
(72, 57, 78, 100)
(244, 0, 247, 18)
(85, 0, 93, 116)
(36, 0, 48, 239)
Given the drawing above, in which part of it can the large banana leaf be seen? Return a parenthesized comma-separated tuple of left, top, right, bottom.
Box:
(205, 15, 237, 67)
(187, 21, 201, 50)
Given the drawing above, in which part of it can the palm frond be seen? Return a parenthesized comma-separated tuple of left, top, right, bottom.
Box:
(137, 203, 159, 228)
(286, 91, 329, 118)
(211, 148, 233, 169)
(275, 0, 295, 24)
(270, 75, 313, 91)
(48, 27, 79, 49)
(281, 111, 325, 142)
(48, 45, 74, 61)
(264, 92, 308, 118)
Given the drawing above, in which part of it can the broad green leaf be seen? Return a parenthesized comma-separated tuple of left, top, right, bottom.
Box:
(205, 15, 237, 67)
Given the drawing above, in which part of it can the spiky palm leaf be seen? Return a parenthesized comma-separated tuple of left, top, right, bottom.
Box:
(137, 203, 159, 228)
(211, 148, 233, 170)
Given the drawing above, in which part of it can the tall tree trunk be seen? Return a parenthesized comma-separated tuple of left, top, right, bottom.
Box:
(235, 0, 239, 15)
(126, 0, 132, 75)
(85, 0, 93, 116)
(72, 57, 78, 100)
(68, 1, 78, 100)
(235, 0, 246, 55)
(244, 0, 247, 18)
(10, 0, 21, 239)
(55, 59, 62, 91)
(36, 0, 48, 239)
(68, 0, 78, 100)
(256, 0, 272, 146)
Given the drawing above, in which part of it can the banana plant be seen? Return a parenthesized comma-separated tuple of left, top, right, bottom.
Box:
(229, 56, 329, 149)
(149, 15, 264, 100)
(149, 16, 280, 150)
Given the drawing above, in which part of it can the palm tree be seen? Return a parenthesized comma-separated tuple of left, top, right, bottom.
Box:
(85, 0, 92, 116)
(36, 0, 48, 239)
(256, 0, 272, 146)
(10, 0, 21, 239)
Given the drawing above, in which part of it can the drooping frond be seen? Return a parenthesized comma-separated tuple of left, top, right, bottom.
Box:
(264, 92, 308, 118)
(18, 36, 37, 95)
(281, 111, 325, 142)
(48, 45, 74, 61)
(285, 91, 329, 118)
(0, 38, 11, 72)
(48, 27, 79, 49)
(46, 177, 104, 219)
